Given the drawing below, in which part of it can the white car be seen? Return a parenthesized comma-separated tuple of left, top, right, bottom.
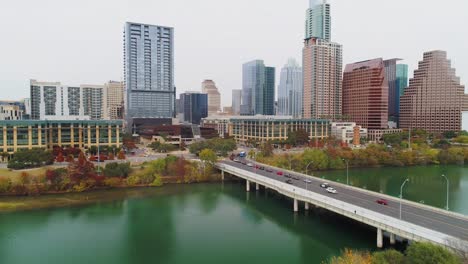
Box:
(247, 163, 254, 167)
(304, 179, 312, 183)
(320, 183, 329, 188)
(234, 159, 240, 162)
(326, 187, 337, 194)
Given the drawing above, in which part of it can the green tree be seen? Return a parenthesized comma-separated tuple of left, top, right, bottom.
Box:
(7, 148, 54, 170)
(200, 149, 218, 165)
(287, 129, 310, 146)
(103, 162, 131, 178)
(302, 149, 329, 170)
(405, 242, 460, 264)
(371, 249, 404, 264)
(383, 133, 403, 147)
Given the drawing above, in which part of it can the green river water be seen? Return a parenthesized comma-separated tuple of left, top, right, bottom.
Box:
(0, 165, 467, 264)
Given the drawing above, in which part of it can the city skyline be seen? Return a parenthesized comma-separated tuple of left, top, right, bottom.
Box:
(1, 0, 467, 110)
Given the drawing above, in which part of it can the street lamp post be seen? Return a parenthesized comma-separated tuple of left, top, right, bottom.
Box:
(441, 174, 449, 211)
(342, 159, 349, 185)
(305, 161, 313, 176)
(399, 178, 410, 219)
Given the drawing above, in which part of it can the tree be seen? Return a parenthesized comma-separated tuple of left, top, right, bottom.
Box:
(405, 242, 460, 264)
(103, 162, 131, 178)
(117, 150, 126, 160)
(302, 149, 329, 170)
(68, 152, 96, 183)
(287, 129, 310, 146)
(108, 152, 115, 160)
(372, 249, 404, 264)
(259, 141, 274, 157)
(7, 148, 54, 170)
(383, 133, 404, 147)
(328, 249, 372, 264)
(56, 152, 65, 162)
(199, 149, 217, 166)
(0, 152, 9, 163)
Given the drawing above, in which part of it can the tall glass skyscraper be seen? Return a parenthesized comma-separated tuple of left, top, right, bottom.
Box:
(305, 0, 331, 41)
(395, 64, 408, 125)
(241, 60, 275, 116)
(180, 92, 208, 125)
(124, 22, 175, 130)
(278, 59, 303, 117)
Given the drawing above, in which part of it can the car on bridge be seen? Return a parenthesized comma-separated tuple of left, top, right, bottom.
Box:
(247, 163, 253, 167)
(285, 179, 293, 184)
(276, 171, 284, 176)
(292, 176, 300, 180)
(320, 183, 330, 188)
(326, 187, 337, 194)
(284, 174, 292, 178)
(304, 179, 312, 184)
(234, 158, 240, 163)
(266, 168, 273, 173)
(376, 199, 389, 205)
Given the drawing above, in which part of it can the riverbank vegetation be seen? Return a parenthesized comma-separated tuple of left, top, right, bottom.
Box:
(325, 242, 463, 264)
(189, 138, 237, 156)
(0, 149, 220, 197)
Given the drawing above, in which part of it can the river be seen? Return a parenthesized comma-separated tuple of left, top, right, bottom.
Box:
(0, 165, 467, 264)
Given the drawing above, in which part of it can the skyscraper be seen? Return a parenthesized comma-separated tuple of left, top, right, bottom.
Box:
(124, 22, 175, 130)
(305, 0, 331, 41)
(278, 59, 303, 117)
(201, 80, 221, 116)
(302, 38, 342, 119)
(342, 58, 389, 129)
(302, 0, 342, 119)
(400, 50, 468, 133)
(180, 92, 208, 125)
(104, 81, 124, 120)
(395, 64, 408, 125)
(241, 60, 275, 116)
(82, 85, 105, 120)
(232, 89, 242, 115)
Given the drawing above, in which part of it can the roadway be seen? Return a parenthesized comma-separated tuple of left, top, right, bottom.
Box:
(220, 159, 468, 242)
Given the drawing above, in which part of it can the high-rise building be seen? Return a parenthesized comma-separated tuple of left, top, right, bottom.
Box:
(400, 50, 468, 133)
(342, 58, 389, 129)
(201, 80, 221, 116)
(104, 81, 124, 120)
(384, 59, 398, 123)
(82, 84, 105, 120)
(395, 64, 408, 125)
(180, 92, 208, 125)
(305, 0, 331, 41)
(278, 59, 303, 117)
(303, 0, 342, 120)
(0, 105, 23, 120)
(232, 89, 242, 115)
(241, 60, 275, 116)
(302, 38, 342, 119)
(124, 22, 175, 130)
(30, 80, 89, 120)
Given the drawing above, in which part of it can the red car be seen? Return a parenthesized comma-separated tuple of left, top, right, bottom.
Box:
(376, 199, 389, 205)
(277, 171, 284, 176)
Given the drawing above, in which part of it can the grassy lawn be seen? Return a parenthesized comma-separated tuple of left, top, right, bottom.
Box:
(0, 167, 58, 180)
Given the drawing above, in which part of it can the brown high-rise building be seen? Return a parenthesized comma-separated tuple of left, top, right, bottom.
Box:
(201, 80, 221, 116)
(400, 50, 468, 133)
(342, 58, 388, 129)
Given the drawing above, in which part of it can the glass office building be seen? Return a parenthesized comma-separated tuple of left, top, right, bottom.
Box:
(180, 92, 208, 125)
(241, 60, 275, 116)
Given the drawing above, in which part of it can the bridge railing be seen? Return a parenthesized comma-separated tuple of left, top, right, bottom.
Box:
(220, 163, 468, 253)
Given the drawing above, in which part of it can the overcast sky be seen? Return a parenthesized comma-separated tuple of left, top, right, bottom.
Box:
(1, 0, 467, 109)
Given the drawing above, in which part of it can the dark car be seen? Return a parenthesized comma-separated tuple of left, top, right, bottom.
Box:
(292, 176, 300, 180)
(259, 166, 265, 170)
(320, 183, 330, 188)
(266, 168, 273, 173)
(284, 174, 292, 178)
(376, 199, 389, 206)
(285, 179, 293, 184)
(241, 161, 247, 165)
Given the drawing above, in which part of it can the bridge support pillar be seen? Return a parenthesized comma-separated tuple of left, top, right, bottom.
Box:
(221, 170, 224, 181)
(305, 202, 309, 210)
(256, 183, 259, 191)
(390, 233, 396, 245)
(377, 228, 383, 248)
(294, 199, 298, 212)
(246, 180, 250, 192)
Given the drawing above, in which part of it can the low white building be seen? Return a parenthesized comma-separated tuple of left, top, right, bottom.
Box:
(331, 122, 368, 145)
(0, 105, 23, 120)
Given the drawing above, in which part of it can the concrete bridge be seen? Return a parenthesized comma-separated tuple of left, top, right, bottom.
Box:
(217, 160, 468, 254)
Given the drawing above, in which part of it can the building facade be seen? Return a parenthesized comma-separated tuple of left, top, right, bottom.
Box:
(400, 50, 468, 133)
(395, 64, 408, 126)
(331, 122, 368, 145)
(82, 84, 105, 120)
(180, 92, 208, 125)
(232, 89, 242, 115)
(124, 22, 175, 129)
(241, 60, 275, 116)
(201, 80, 221, 116)
(278, 59, 303, 118)
(229, 116, 330, 145)
(342, 58, 389, 129)
(0, 105, 23, 120)
(305, 0, 331, 41)
(0, 120, 122, 154)
(104, 81, 124, 120)
(30, 80, 89, 120)
(303, 38, 342, 119)
(201, 116, 230, 138)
